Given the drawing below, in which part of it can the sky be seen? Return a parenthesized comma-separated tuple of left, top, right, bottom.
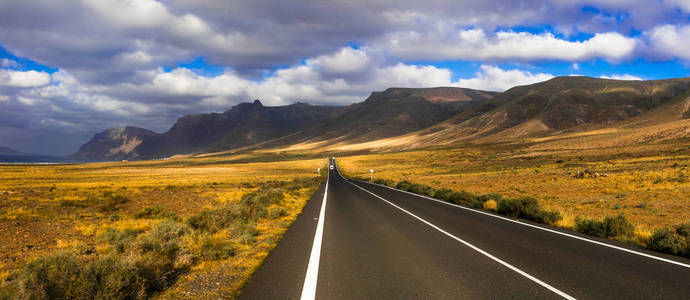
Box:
(1, 0, 690, 155)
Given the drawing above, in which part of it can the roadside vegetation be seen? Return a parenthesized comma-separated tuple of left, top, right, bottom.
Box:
(0, 156, 326, 298)
(339, 142, 690, 259)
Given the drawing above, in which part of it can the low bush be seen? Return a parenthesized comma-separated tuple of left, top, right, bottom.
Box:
(497, 197, 561, 224)
(574, 218, 605, 237)
(647, 228, 688, 256)
(187, 206, 237, 233)
(602, 215, 635, 238)
(12, 252, 147, 299)
(183, 232, 235, 261)
(373, 178, 396, 187)
(137, 221, 190, 258)
(134, 206, 181, 221)
(675, 222, 690, 238)
(574, 215, 635, 238)
(396, 181, 413, 191)
(239, 188, 285, 220)
(395, 181, 434, 196)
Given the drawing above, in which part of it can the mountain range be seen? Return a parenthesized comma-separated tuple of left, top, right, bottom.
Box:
(72, 76, 690, 160)
(0, 146, 27, 156)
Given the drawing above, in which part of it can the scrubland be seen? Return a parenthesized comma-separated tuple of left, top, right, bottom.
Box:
(337, 140, 690, 255)
(0, 156, 325, 299)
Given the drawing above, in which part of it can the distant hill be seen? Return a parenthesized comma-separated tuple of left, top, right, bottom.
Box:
(72, 127, 160, 161)
(72, 100, 351, 160)
(251, 87, 497, 149)
(0, 146, 26, 155)
(432, 76, 690, 141)
(74, 77, 690, 160)
(313, 76, 690, 153)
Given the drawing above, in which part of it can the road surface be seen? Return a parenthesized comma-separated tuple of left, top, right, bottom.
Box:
(240, 158, 690, 299)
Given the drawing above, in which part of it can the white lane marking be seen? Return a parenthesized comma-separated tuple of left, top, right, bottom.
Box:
(348, 176, 690, 269)
(346, 180, 576, 300)
(300, 164, 330, 300)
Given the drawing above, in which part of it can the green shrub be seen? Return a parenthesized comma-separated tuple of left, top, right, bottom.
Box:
(134, 206, 181, 221)
(395, 181, 433, 196)
(137, 222, 189, 256)
(13, 252, 147, 300)
(498, 197, 561, 224)
(184, 232, 236, 261)
(373, 178, 395, 187)
(675, 222, 690, 238)
(575, 215, 635, 238)
(433, 188, 452, 199)
(648, 228, 688, 255)
(187, 206, 237, 233)
(97, 227, 143, 246)
(396, 181, 413, 191)
(408, 183, 434, 196)
(602, 215, 635, 238)
(575, 218, 605, 237)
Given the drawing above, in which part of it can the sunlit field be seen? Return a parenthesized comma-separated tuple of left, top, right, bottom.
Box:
(337, 141, 690, 234)
(0, 156, 326, 298)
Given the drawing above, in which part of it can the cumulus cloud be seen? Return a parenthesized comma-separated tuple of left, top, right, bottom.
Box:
(645, 25, 690, 61)
(0, 70, 51, 88)
(381, 29, 637, 62)
(455, 65, 555, 91)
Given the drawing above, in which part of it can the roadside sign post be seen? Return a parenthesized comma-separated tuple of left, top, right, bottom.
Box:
(370, 169, 373, 182)
(317, 168, 320, 176)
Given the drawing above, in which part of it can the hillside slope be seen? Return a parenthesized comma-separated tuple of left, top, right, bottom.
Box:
(252, 87, 497, 150)
(73, 100, 351, 160)
(275, 76, 690, 153)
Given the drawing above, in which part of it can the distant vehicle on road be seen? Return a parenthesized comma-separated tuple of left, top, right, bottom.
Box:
(330, 165, 334, 170)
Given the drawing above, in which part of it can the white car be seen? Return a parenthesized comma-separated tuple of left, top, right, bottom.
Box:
(330, 165, 334, 170)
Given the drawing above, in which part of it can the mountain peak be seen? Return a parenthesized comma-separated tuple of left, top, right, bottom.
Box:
(253, 99, 262, 106)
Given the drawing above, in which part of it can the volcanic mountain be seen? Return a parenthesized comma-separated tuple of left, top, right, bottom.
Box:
(250, 87, 497, 150)
(72, 100, 351, 160)
(320, 76, 690, 153)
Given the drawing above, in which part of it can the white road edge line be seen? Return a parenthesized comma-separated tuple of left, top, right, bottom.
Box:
(346, 180, 576, 300)
(300, 165, 329, 300)
(346, 174, 690, 269)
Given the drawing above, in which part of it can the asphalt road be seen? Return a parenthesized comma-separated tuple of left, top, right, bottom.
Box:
(240, 159, 690, 299)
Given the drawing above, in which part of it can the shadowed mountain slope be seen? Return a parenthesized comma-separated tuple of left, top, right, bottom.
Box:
(253, 87, 497, 149)
(72, 100, 351, 160)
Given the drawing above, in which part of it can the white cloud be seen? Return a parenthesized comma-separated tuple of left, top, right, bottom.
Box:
(381, 28, 637, 62)
(306, 47, 372, 76)
(599, 74, 643, 80)
(646, 25, 690, 61)
(0, 70, 51, 88)
(455, 65, 554, 91)
(0, 58, 20, 68)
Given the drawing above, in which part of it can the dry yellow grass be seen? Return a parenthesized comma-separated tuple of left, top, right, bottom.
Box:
(337, 142, 690, 231)
(0, 154, 326, 297)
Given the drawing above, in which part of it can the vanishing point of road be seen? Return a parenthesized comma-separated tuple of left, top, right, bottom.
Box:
(240, 158, 690, 299)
